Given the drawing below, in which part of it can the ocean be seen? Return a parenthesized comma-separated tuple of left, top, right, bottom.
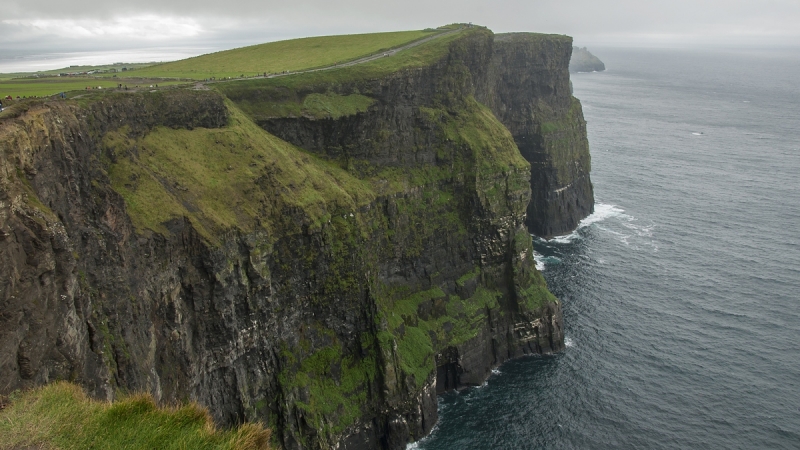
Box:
(411, 47, 800, 449)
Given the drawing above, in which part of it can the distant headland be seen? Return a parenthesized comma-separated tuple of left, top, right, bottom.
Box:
(570, 46, 605, 72)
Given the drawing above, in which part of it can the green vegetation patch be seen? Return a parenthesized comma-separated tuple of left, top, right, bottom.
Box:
(518, 278, 558, 311)
(234, 92, 375, 120)
(133, 30, 439, 80)
(456, 267, 480, 287)
(0, 79, 186, 99)
(377, 282, 502, 389)
(419, 97, 531, 217)
(396, 325, 436, 386)
(104, 101, 374, 241)
(217, 27, 481, 113)
(428, 98, 529, 177)
(0, 382, 271, 450)
(278, 334, 378, 436)
(0, 62, 157, 80)
(512, 229, 558, 311)
(301, 93, 374, 119)
(536, 96, 591, 185)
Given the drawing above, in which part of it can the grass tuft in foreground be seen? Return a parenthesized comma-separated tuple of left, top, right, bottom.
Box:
(0, 382, 272, 450)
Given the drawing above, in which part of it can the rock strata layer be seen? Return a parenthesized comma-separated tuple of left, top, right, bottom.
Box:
(0, 27, 591, 449)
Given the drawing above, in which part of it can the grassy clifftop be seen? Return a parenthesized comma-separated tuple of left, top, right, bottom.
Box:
(132, 30, 441, 80)
(218, 27, 482, 110)
(0, 382, 272, 450)
(0, 28, 448, 97)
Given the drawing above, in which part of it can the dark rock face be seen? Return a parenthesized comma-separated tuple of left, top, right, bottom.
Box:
(0, 29, 584, 450)
(479, 33, 595, 238)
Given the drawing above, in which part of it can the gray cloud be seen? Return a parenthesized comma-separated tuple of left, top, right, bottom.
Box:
(2, 0, 799, 60)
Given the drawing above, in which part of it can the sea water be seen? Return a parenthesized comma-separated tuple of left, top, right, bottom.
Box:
(412, 47, 800, 449)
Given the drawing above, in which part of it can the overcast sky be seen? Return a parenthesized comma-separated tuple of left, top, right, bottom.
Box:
(2, 0, 799, 69)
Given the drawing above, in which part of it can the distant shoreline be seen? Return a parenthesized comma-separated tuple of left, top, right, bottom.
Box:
(0, 47, 213, 74)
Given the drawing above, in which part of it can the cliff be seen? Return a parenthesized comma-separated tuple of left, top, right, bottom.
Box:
(0, 27, 590, 449)
(480, 34, 594, 237)
(570, 46, 606, 73)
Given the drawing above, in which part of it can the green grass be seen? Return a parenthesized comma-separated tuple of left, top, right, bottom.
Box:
(0, 78, 187, 98)
(0, 26, 468, 101)
(0, 382, 272, 450)
(435, 98, 529, 174)
(456, 267, 480, 287)
(0, 28, 460, 98)
(278, 336, 378, 436)
(0, 62, 157, 79)
(219, 27, 475, 99)
(396, 326, 436, 385)
(536, 96, 591, 185)
(0, 29, 436, 98)
(377, 283, 503, 388)
(518, 279, 559, 311)
(236, 92, 375, 120)
(104, 100, 375, 241)
(133, 30, 440, 80)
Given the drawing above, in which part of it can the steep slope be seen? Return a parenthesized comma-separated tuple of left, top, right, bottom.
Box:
(0, 26, 586, 449)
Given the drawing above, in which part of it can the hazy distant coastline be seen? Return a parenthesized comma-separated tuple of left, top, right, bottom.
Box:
(0, 47, 213, 74)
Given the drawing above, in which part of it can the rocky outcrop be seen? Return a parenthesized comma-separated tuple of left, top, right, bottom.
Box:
(570, 46, 606, 73)
(0, 27, 584, 450)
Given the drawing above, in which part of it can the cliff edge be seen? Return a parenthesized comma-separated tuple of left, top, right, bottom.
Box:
(0, 27, 591, 449)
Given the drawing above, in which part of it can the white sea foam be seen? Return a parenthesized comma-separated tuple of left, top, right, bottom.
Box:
(405, 423, 439, 449)
(581, 203, 625, 227)
(550, 233, 579, 244)
(533, 249, 546, 271)
(491, 367, 501, 375)
(565, 337, 575, 348)
(547, 203, 625, 243)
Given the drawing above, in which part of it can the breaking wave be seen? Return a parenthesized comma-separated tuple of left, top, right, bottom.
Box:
(547, 203, 626, 244)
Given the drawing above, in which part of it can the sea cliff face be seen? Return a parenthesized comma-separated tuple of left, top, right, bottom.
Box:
(480, 34, 594, 238)
(0, 28, 590, 449)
